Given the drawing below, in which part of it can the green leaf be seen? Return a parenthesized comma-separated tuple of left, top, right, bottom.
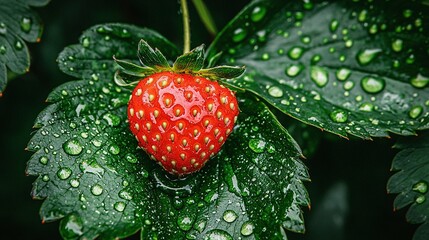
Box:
(0, 0, 49, 95)
(28, 23, 310, 239)
(113, 56, 155, 77)
(173, 44, 205, 72)
(137, 39, 171, 69)
(387, 131, 429, 240)
(198, 65, 245, 80)
(58, 23, 180, 81)
(208, 0, 429, 139)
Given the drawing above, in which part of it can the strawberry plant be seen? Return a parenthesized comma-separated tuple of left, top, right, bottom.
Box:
(1, 0, 429, 239)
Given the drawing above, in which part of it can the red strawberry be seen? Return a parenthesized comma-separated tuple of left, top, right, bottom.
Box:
(127, 71, 239, 175)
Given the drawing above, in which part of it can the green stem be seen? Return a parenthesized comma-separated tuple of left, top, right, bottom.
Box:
(180, 0, 191, 53)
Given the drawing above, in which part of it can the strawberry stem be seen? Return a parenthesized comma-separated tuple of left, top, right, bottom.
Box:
(180, 0, 191, 53)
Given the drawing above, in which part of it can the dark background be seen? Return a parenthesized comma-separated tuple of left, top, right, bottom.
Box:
(0, 0, 416, 239)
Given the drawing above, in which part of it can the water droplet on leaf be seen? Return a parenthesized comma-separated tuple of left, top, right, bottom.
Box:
(114, 202, 126, 212)
(310, 66, 329, 87)
(413, 181, 428, 194)
(177, 213, 194, 231)
(69, 179, 80, 188)
(251, 6, 266, 22)
(391, 39, 403, 52)
(330, 109, 348, 123)
(361, 76, 385, 94)
(57, 167, 72, 180)
(39, 156, 48, 165)
(357, 49, 382, 65)
(63, 139, 83, 155)
(60, 214, 83, 239)
(410, 74, 429, 88)
(232, 28, 247, 42)
(285, 64, 304, 77)
(241, 221, 255, 236)
(287, 46, 304, 60)
(249, 139, 266, 153)
(91, 184, 103, 196)
(223, 210, 238, 223)
(336, 68, 351, 81)
(268, 86, 283, 98)
(205, 229, 233, 240)
(20, 17, 32, 33)
(408, 105, 423, 119)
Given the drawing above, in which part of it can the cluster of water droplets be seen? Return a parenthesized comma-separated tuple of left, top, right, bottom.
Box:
(223, 0, 429, 136)
(0, 16, 33, 56)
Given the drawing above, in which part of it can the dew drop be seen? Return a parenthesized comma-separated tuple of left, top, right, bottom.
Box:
(222, 210, 238, 223)
(361, 76, 385, 94)
(91, 184, 103, 196)
(39, 156, 48, 165)
(82, 37, 90, 48)
(336, 68, 351, 81)
(114, 202, 126, 212)
(410, 74, 429, 88)
(57, 167, 72, 180)
(268, 86, 283, 98)
(204, 229, 232, 240)
(109, 144, 120, 155)
(42, 174, 50, 182)
(20, 17, 32, 33)
(251, 6, 267, 22)
(249, 139, 266, 153)
(125, 153, 138, 163)
(0, 45, 6, 54)
(416, 195, 426, 204)
(403, 9, 413, 18)
(358, 10, 368, 22)
(15, 41, 23, 50)
(310, 66, 329, 87)
(261, 53, 270, 60)
(232, 28, 247, 42)
(359, 102, 374, 112)
(330, 109, 348, 123)
(285, 64, 304, 77)
(287, 46, 304, 60)
(391, 39, 403, 52)
(103, 113, 121, 127)
(80, 160, 105, 177)
(241, 221, 255, 236)
(357, 49, 382, 65)
(194, 219, 207, 233)
(413, 181, 428, 194)
(119, 189, 133, 200)
(177, 214, 194, 231)
(69, 179, 80, 188)
(408, 105, 423, 119)
(63, 139, 83, 155)
(60, 214, 83, 239)
(330, 19, 339, 32)
(0, 22, 6, 35)
(311, 54, 322, 64)
(343, 81, 355, 91)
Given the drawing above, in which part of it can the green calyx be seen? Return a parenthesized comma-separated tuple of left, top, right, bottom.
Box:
(114, 40, 245, 86)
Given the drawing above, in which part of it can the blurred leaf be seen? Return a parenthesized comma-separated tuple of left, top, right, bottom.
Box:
(27, 23, 310, 239)
(388, 131, 429, 240)
(191, 0, 218, 36)
(208, 0, 429, 139)
(0, 0, 49, 95)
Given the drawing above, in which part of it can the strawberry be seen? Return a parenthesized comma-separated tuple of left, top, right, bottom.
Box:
(115, 40, 244, 175)
(127, 72, 239, 175)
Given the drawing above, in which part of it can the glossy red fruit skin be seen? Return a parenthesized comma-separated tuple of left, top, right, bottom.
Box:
(127, 72, 239, 175)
